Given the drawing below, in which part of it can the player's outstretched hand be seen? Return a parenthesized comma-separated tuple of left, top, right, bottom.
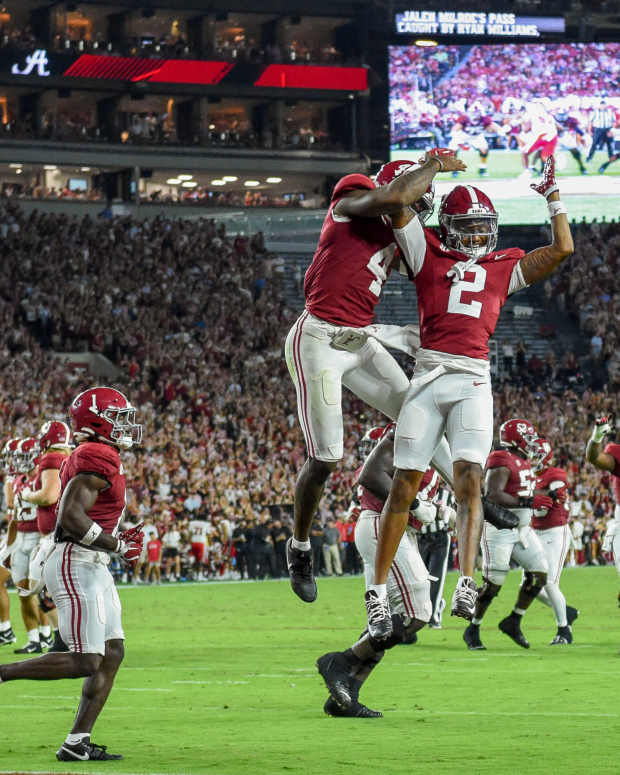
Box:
(529, 156, 558, 199)
(591, 414, 615, 443)
(418, 148, 467, 173)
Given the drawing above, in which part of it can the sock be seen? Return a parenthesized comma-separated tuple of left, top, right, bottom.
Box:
(65, 732, 90, 745)
(27, 628, 40, 643)
(368, 583, 387, 599)
(513, 608, 525, 617)
(40, 625, 51, 638)
(471, 617, 482, 626)
(0, 621, 11, 632)
(291, 538, 310, 552)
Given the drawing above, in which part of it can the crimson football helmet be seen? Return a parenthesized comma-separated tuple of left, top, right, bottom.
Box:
(532, 437, 553, 473)
(38, 420, 71, 450)
(2, 438, 20, 474)
(70, 386, 142, 450)
(16, 438, 40, 473)
(499, 419, 538, 458)
(438, 185, 498, 259)
(374, 160, 435, 223)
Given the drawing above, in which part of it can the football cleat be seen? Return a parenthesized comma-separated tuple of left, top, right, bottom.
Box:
(550, 626, 572, 645)
(566, 606, 579, 626)
(451, 576, 478, 620)
(0, 628, 16, 646)
(463, 623, 486, 650)
(323, 696, 383, 719)
(498, 615, 530, 649)
(40, 633, 53, 649)
(365, 590, 392, 641)
(317, 652, 360, 709)
(48, 632, 69, 653)
(285, 538, 317, 603)
(14, 641, 42, 654)
(56, 740, 123, 761)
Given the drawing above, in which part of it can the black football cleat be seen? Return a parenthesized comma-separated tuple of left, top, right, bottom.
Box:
(451, 576, 478, 620)
(550, 626, 573, 645)
(463, 623, 486, 650)
(566, 606, 579, 626)
(57, 740, 123, 761)
(317, 652, 360, 709)
(48, 632, 69, 653)
(40, 633, 53, 649)
(324, 696, 382, 718)
(0, 628, 16, 646)
(365, 590, 392, 641)
(285, 538, 316, 603)
(14, 641, 42, 654)
(498, 615, 530, 649)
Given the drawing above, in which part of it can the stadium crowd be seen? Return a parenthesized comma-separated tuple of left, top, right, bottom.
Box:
(0, 204, 617, 582)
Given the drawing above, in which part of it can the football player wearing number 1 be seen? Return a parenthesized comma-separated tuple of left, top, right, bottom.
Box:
(366, 155, 574, 640)
(0, 386, 144, 763)
(284, 149, 466, 603)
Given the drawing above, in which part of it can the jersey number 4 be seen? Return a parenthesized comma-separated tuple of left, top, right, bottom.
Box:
(366, 245, 396, 297)
(447, 264, 487, 318)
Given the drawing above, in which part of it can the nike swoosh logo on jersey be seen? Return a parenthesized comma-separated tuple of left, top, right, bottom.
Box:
(494, 253, 507, 260)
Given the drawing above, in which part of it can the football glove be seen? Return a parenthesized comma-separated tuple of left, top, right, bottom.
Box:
(532, 494, 554, 512)
(482, 497, 519, 530)
(117, 524, 145, 567)
(530, 155, 558, 199)
(590, 414, 615, 444)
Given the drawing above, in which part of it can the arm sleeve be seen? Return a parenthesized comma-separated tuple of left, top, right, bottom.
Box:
(393, 216, 426, 277)
(508, 261, 528, 296)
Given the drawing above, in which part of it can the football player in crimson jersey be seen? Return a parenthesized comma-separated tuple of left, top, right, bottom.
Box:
(317, 423, 445, 718)
(0, 439, 20, 647)
(0, 386, 144, 763)
(585, 414, 620, 604)
(366, 155, 573, 640)
(283, 149, 466, 604)
(530, 438, 579, 645)
(20, 421, 73, 652)
(463, 420, 551, 651)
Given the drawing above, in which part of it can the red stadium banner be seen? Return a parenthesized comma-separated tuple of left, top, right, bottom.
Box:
(63, 55, 233, 84)
(254, 64, 368, 90)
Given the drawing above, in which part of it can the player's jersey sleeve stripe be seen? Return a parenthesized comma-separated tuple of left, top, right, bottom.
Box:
(393, 216, 426, 277)
(507, 261, 528, 295)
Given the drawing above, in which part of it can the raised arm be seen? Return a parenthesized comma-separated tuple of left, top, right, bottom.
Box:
(519, 156, 574, 286)
(335, 149, 466, 220)
(585, 415, 616, 472)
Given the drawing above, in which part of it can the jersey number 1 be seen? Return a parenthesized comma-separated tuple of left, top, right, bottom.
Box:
(447, 264, 487, 318)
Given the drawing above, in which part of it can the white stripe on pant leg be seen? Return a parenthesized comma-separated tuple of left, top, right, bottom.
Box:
(432, 533, 450, 622)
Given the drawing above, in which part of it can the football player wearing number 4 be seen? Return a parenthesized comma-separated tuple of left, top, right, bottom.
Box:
(366, 155, 574, 640)
(284, 149, 465, 604)
(0, 387, 144, 763)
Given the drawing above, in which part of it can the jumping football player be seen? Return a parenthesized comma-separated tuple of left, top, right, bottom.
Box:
(283, 150, 465, 604)
(0, 387, 144, 762)
(366, 155, 573, 640)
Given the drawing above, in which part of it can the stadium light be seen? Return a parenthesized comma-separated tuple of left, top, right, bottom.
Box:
(182, 181, 198, 188)
(222, 176, 238, 182)
(266, 177, 282, 184)
(415, 39, 438, 47)
(166, 178, 181, 185)
(178, 174, 193, 181)
(211, 179, 226, 185)
(244, 180, 260, 187)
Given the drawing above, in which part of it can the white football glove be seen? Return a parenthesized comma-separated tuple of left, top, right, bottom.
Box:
(590, 414, 615, 444)
(411, 499, 436, 525)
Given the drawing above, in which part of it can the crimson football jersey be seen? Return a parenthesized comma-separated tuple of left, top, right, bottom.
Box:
(486, 449, 536, 499)
(604, 442, 620, 504)
(59, 442, 126, 535)
(395, 221, 526, 360)
(304, 198, 399, 327)
(34, 451, 67, 535)
(13, 473, 39, 533)
(532, 466, 568, 530)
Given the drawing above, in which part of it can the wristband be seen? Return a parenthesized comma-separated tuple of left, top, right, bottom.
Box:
(517, 497, 533, 509)
(81, 523, 103, 546)
(548, 200, 567, 218)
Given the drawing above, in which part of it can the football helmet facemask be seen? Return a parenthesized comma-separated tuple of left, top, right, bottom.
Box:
(439, 185, 498, 259)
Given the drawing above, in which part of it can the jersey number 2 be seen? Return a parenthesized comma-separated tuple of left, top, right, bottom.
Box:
(366, 245, 395, 297)
(447, 264, 487, 318)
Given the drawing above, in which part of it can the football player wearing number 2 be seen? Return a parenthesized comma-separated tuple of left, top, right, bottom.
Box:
(0, 386, 144, 763)
(284, 149, 465, 604)
(366, 155, 574, 640)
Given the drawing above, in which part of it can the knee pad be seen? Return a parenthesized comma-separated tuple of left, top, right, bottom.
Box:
(478, 578, 502, 604)
(522, 571, 547, 597)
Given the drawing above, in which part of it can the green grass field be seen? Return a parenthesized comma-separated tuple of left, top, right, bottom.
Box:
(1, 567, 619, 775)
(390, 149, 620, 224)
